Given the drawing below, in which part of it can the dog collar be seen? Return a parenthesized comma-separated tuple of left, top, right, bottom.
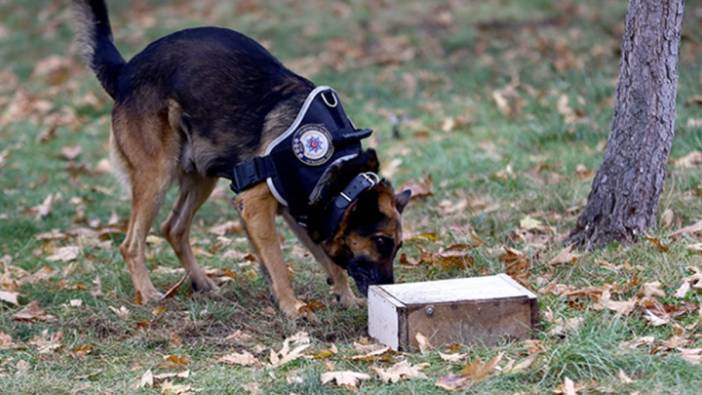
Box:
(230, 86, 374, 240)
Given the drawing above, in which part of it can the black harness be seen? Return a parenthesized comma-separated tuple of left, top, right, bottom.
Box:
(230, 86, 377, 241)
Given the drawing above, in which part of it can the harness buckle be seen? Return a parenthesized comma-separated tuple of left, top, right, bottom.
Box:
(360, 172, 380, 186)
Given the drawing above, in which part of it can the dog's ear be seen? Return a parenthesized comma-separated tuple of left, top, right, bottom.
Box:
(308, 148, 380, 206)
(395, 189, 412, 213)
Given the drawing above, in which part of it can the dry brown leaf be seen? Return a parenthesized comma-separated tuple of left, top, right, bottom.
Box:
(644, 310, 669, 326)
(109, 305, 130, 319)
(416, 332, 431, 353)
(61, 145, 82, 161)
(499, 247, 529, 285)
(508, 353, 539, 373)
(163, 354, 190, 367)
(373, 360, 428, 384)
(644, 235, 670, 253)
(640, 281, 665, 298)
(618, 369, 634, 384)
(678, 348, 702, 364)
(160, 382, 193, 395)
(661, 209, 674, 228)
(438, 352, 466, 362)
(350, 345, 392, 361)
(548, 245, 579, 266)
(0, 289, 19, 305)
(595, 290, 637, 316)
(563, 377, 577, 395)
(0, 331, 19, 350)
(687, 243, 702, 254)
(29, 193, 58, 219)
(549, 317, 584, 337)
(435, 352, 504, 391)
(674, 151, 702, 168)
(270, 331, 311, 368)
(218, 350, 258, 366)
(29, 329, 63, 354)
(13, 301, 56, 322)
(619, 336, 655, 350)
(46, 246, 80, 262)
(671, 220, 702, 238)
(399, 176, 433, 201)
(208, 220, 242, 236)
(320, 371, 370, 391)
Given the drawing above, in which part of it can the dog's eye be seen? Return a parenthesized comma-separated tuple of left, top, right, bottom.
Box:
(374, 236, 395, 257)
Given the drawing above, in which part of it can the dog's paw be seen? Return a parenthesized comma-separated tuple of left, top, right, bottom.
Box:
(191, 276, 219, 293)
(280, 299, 319, 323)
(136, 288, 164, 304)
(335, 292, 365, 308)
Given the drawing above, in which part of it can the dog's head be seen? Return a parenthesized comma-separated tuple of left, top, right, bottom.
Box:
(310, 149, 411, 296)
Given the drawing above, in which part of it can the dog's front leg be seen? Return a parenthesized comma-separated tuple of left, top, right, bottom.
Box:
(282, 212, 364, 308)
(234, 183, 315, 321)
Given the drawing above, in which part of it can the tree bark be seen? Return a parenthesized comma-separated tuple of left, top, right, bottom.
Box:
(568, 0, 684, 249)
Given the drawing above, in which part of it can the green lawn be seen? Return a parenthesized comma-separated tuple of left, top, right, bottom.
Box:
(1, 1, 702, 393)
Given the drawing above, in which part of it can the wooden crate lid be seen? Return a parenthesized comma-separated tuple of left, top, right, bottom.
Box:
(372, 274, 535, 306)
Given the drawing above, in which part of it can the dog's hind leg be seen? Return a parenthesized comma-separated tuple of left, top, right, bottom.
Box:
(282, 212, 364, 308)
(161, 174, 218, 292)
(113, 106, 178, 304)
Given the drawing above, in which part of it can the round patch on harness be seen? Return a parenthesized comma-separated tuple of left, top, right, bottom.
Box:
(292, 124, 334, 166)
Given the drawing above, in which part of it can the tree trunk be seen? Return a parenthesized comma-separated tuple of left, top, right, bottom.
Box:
(568, 0, 684, 249)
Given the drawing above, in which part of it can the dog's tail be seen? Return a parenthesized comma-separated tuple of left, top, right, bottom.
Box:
(70, 0, 124, 99)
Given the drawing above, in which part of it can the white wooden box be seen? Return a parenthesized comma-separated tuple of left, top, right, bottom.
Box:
(368, 274, 538, 351)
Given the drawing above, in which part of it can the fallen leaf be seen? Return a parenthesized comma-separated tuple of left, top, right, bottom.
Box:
(109, 305, 130, 319)
(0, 331, 19, 350)
(438, 352, 466, 362)
(618, 369, 634, 384)
(139, 369, 154, 388)
(373, 360, 428, 384)
(163, 354, 190, 367)
(549, 317, 584, 336)
(350, 345, 392, 362)
(678, 348, 702, 364)
(671, 220, 702, 238)
(435, 352, 503, 391)
(13, 301, 56, 322)
(399, 176, 433, 201)
(270, 331, 311, 368)
(160, 382, 193, 395)
(320, 371, 371, 391)
(594, 290, 636, 316)
(563, 377, 577, 395)
(674, 151, 702, 168)
(208, 220, 243, 236)
(61, 145, 82, 161)
(644, 310, 669, 326)
(218, 350, 258, 366)
(28, 193, 58, 219)
(644, 235, 669, 253)
(519, 216, 543, 230)
(548, 245, 579, 266)
(619, 336, 655, 350)
(499, 247, 529, 285)
(661, 209, 674, 228)
(508, 353, 539, 373)
(29, 329, 63, 354)
(640, 281, 665, 298)
(0, 289, 19, 305)
(46, 246, 80, 262)
(416, 332, 431, 353)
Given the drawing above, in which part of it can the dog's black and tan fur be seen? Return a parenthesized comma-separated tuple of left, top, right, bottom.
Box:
(71, 0, 410, 319)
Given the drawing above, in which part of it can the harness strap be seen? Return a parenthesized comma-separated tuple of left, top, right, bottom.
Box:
(317, 172, 380, 241)
(230, 128, 372, 194)
(230, 156, 276, 193)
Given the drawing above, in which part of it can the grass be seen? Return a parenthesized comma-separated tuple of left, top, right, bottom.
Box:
(1, 0, 702, 393)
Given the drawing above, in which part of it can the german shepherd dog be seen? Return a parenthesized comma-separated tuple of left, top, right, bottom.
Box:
(71, 0, 411, 320)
